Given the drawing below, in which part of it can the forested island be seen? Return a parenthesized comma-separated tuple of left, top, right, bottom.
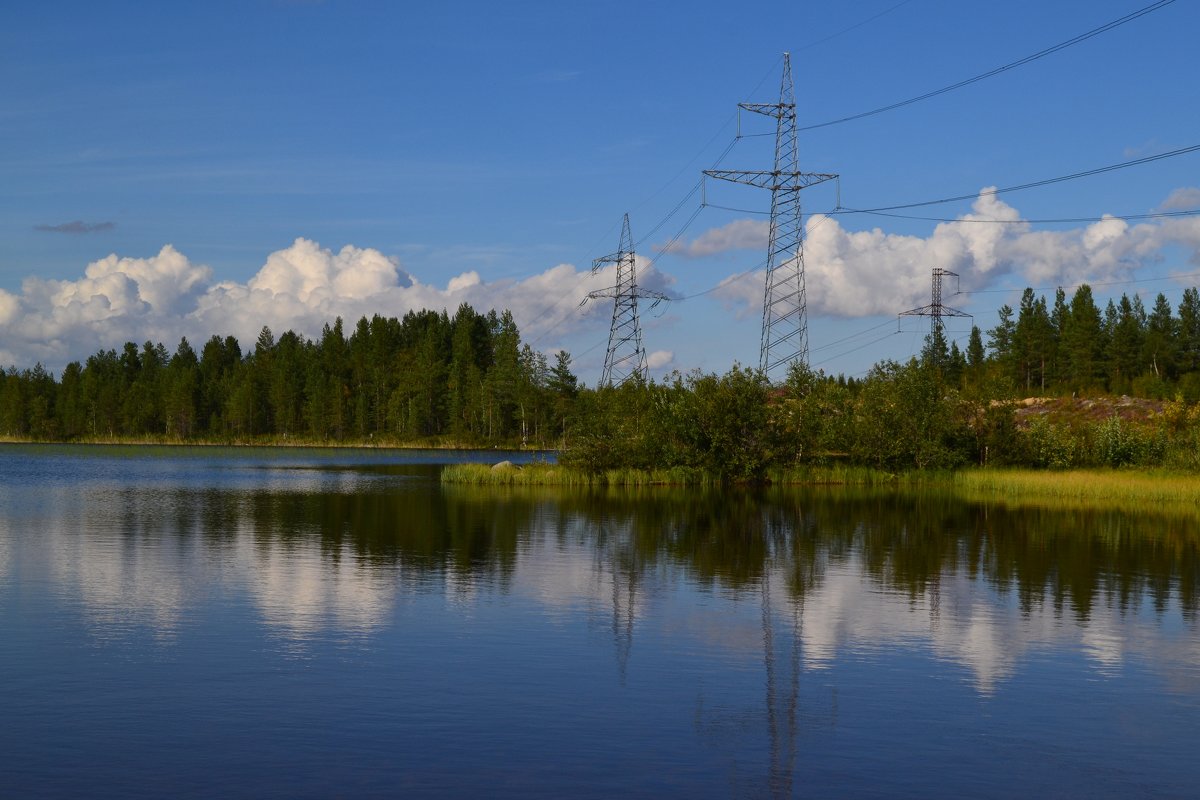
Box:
(5, 284, 1200, 479)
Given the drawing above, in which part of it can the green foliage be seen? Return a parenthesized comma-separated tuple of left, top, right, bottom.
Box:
(975, 402, 1022, 467)
(849, 360, 972, 470)
(1092, 415, 1134, 467)
(778, 362, 852, 464)
(1020, 416, 1080, 469)
(0, 304, 580, 448)
(681, 366, 775, 480)
(563, 366, 778, 480)
(17, 279, 1200, 476)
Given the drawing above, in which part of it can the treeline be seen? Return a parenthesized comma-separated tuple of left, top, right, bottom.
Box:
(562, 282, 1200, 477)
(938, 285, 1200, 399)
(562, 358, 1200, 477)
(0, 305, 579, 446)
(10, 283, 1200, 472)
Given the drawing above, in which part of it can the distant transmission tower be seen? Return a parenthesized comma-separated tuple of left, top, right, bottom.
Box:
(898, 268, 971, 354)
(704, 52, 837, 378)
(584, 214, 668, 387)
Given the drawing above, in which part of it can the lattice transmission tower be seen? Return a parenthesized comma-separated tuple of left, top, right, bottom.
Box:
(584, 214, 668, 387)
(704, 52, 837, 378)
(898, 268, 971, 357)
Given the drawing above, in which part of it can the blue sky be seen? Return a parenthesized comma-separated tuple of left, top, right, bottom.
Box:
(2, 0, 1198, 380)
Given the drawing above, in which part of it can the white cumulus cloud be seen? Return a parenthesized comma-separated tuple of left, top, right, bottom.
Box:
(646, 350, 674, 370)
(659, 218, 769, 257)
(1160, 187, 1200, 211)
(699, 189, 1200, 318)
(6, 188, 1200, 372)
(0, 238, 677, 371)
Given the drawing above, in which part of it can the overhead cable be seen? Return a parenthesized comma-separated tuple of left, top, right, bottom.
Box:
(797, 0, 1178, 132)
(796, 0, 917, 53)
(835, 142, 1200, 213)
(853, 207, 1200, 224)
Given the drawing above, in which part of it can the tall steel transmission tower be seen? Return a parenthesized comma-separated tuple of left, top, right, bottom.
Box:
(704, 53, 837, 378)
(898, 268, 971, 356)
(584, 214, 667, 387)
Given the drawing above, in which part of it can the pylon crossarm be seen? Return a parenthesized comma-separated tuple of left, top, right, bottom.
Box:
(703, 169, 837, 191)
(643, 294, 667, 310)
(592, 252, 626, 271)
(738, 102, 791, 119)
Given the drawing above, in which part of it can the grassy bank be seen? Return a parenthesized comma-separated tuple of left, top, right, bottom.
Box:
(440, 462, 720, 487)
(948, 468, 1200, 506)
(443, 461, 1200, 511)
(441, 462, 910, 487)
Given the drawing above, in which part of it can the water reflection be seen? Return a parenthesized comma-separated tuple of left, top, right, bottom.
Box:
(5, 458, 1200, 798)
(13, 476, 1200, 692)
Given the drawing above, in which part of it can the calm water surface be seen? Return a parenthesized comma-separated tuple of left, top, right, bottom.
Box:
(1, 444, 1198, 798)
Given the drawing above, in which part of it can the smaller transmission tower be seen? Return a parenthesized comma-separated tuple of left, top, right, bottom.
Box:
(584, 214, 668, 387)
(898, 268, 971, 357)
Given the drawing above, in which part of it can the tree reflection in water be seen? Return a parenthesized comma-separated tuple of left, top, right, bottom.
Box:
(22, 469, 1200, 798)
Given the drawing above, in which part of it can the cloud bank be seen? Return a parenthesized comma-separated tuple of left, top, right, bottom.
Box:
(699, 189, 1200, 318)
(0, 238, 676, 370)
(658, 218, 769, 258)
(4, 188, 1200, 371)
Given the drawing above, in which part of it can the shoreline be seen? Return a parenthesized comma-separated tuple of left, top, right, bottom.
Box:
(441, 461, 1200, 507)
(0, 436, 551, 453)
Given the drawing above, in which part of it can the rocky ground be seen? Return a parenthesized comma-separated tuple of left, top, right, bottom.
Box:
(1009, 395, 1164, 427)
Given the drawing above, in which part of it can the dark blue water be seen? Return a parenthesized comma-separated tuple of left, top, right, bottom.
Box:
(1, 444, 1198, 798)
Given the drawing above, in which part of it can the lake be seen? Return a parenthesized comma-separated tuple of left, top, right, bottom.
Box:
(1, 444, 1198, 798)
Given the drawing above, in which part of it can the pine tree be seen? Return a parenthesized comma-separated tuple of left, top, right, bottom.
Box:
(1179, 288, 1200, 373)
(1062, 285, 1104, 393)
(1142, 292, 1178, 381)
(164, 337, 199, 438)
(987, 305, 1016, 364)
(1107, 294, 1143, 393)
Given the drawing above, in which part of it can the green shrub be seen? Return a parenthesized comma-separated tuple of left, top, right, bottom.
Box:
(1020, 416, 1079, 469)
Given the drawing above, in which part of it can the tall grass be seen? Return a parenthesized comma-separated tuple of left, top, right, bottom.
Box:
(440, 462, 589, 486)
(766, 464, 910, 486)
(442, 461, 913, 487)
(949, 468, 1200, 506)
(440, 462, 719, 486)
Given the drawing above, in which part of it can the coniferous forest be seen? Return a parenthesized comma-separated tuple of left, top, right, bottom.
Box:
(0, 304, 579, 448)
(6, 284, 1200, 474)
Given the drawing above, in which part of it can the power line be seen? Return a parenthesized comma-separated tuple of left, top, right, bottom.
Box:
(526, 61, 786, 355)
(812, 331, 898, 367)
(673, 264, 763, 301)
(703, 202, 772, 216)
(797, 0, 1178, 132)
(809, 319, 897, 353)
(529, 200, 707, 350)
(834, 142, 1200, 213)
(960, 269, 1200, 296)
(852, 207, 1200, 224)
(796, 0, 918, 53)
(635, 181, 703, 247)
(667, 212, 840, 300)
(626, 60, 782, 219)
